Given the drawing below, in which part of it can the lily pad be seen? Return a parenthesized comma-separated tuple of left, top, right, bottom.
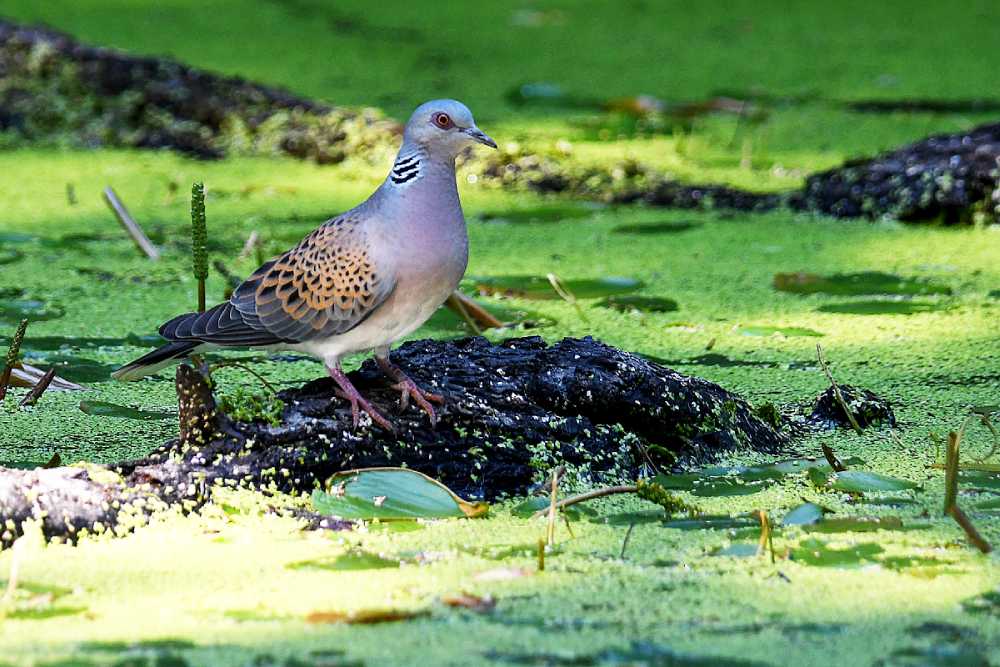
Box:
(611, 221, 701, 235)
(654, 457, 863, 497)
(0, 300, 65, 322)
(663, 515, 760, 531)
(477, 205, 599, 224)
(0, 249, 23, 265)
(711, 543, 760, 558)
(782, 502, 825, 526)
(774, 271, 952, 296)
(595, 295, 679, 313)
(817, 300, 949, 315)
(880, 645, 991, 667)
(803, 516, 905, 533)
(78, 400, 173, 420)
(511, 496, 596, 520)
(312, 467, 488, 520)
(810, 470, 919, 493)
(470, 275, 644, 300)
(288, 551, 401, 571)
(962, 590, 1000, 617)
(959, 470, 1000, 491)
(737, 325, 824, 337)
(790, 538, 883, 567)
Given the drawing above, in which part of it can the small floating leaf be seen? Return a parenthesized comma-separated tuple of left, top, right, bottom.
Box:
(737, 325, 824, 337)
(811, 470, 919, 493)
(611, 221, 700, 235)
(0, 300, 65, 322)
(817, 300, 949, 315)
(959, 470, 1000, 491)
(512, 496, 596, 519)
(782, 502, 825, 526)
(974, 497, 1000, 511)
(962, 590, 1000, 616)
(306, 608, 428, 625)
(654, 457, 862, 498)
(774, 271, 952, 296)
(471, 275, 644, 300)
(0, 249, 23, 265)
(595, 295, 679, 313)
(804, 516, 905, 533)
(711, 543, 760, 558)
(881, 645, 991, 666)
(477, 205, 599, 224)
(288, 551, 400, 571)
(78, 400, 173, 420)
(663, 515, 759, 531)
(790, 538, 883, 567)
(312, 467, 488, 520)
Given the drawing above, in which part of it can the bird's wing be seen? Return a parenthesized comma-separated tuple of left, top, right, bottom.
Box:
(229, 214, 396, 343)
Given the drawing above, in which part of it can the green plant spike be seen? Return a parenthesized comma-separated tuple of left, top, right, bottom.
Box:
(191, 181, 208, 312)
(0, 318, 28, 402)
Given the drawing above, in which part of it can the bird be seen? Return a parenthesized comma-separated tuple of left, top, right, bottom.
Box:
(113, 99, 497, 432)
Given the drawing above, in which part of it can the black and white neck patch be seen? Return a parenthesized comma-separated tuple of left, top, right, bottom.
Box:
(390, 154, 421, 185)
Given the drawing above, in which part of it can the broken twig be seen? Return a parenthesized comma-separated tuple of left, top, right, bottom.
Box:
(943, 431, 961, 515)
(532, 485, 639, 518)
(949, 506, 993, 554)
(821, 444, 848, 472)
(18, 367, 56, 407)
(816, 344, 862, 434)
(190, 182, 208, 312)
(103, 186, 160, 260)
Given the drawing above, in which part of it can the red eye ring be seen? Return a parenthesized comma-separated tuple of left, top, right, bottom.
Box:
(433, 112, 453, 129)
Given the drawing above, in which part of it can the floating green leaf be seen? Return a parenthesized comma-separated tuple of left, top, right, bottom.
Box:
(810, 470, 919, 493)
(711, 543, 760, 558)
(654, 457, 863, 498)
(817, 300, 949, 315)
(78, 400, 173, 420)
(312, 467, 488, 520)
(663, 515, 760, 531)
(974, 497, 1000, 511)
(478, 205, 599, 224)
(880, 645, 991, 666)
(611, 221, 701, 235)
(804, 516, 905, 533)
(773, 271, 952, 296)
(790, 538, 883, 567)
(0, 300, 65, 322)
(959, 470, 1000, 491)
(782, 502, 825, 526)
(962, 590, 1000, 616)
(737, 325, 824, 338)
(470, 275, 644, 300)
(0, 249, 23, 265)
(288, 550, 401, 571)
(511, 496, 596, 519)
(595, 295, 679, 313)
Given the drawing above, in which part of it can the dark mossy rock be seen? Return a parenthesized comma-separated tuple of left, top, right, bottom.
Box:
(790, 123, 1000, 223)
(809, 384, 896, 429)
(0, 19, 397, 161)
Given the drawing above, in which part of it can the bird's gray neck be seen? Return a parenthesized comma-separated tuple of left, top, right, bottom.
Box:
(374, 142, 460, 210)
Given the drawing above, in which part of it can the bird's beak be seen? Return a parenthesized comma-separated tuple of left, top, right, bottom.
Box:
(464, 126, 497, 149)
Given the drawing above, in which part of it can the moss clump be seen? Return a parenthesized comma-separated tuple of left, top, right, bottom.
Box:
(635, 477, 691, 515)
(753, 401, 784, 430)
(217, 387, 284, 426)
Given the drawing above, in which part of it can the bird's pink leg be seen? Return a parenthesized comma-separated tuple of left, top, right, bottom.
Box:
(326, 363, 394, 432)
(376, 356, 444, 426)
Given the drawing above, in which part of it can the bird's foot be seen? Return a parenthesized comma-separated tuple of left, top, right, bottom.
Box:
(327, 365, 395, 432)
(377, 357, 445, 426)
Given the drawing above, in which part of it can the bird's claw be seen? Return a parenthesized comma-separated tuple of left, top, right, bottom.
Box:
(333, 387, 396, 432)
(391, 378, 444, 426)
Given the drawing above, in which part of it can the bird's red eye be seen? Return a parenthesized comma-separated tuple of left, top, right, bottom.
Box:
(433, 113, 452, 129)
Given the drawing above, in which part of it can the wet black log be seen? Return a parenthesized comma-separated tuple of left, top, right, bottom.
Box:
(0, 335, 809, 546)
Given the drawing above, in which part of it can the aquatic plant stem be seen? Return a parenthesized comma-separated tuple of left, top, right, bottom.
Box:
(532, 485, 639, 518)
(816, 344, 863, 434)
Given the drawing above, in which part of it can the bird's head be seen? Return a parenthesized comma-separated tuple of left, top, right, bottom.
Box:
(402, 99, 497, 158)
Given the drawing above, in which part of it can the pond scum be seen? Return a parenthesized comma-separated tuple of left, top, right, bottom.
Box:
(2, 5, 1000, 667)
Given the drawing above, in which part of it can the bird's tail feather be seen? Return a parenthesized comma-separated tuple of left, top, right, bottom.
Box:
(112, 340, 202, 381)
